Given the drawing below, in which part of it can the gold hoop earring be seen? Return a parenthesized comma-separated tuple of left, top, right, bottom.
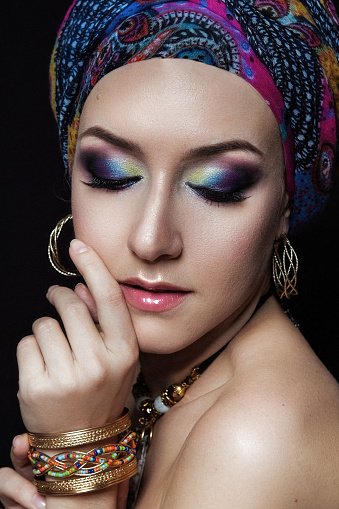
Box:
(272, 234, 298, 299)
(48, 214, 80, 277)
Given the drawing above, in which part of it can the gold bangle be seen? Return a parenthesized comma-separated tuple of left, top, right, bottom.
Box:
(28, 408, 131, 449)
(34, 457, 138, 495)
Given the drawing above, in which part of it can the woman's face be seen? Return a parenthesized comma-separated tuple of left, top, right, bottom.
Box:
(72, 59, 289, 356)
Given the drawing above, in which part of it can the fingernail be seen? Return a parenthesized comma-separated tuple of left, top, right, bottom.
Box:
(75, 282, 89, 294)
(70, 238, 88, 253)
(32, 494, 46, 509)
(75, 282, 86, 289)
(47, 285, 59, 296)
(12, 435, 20, 449)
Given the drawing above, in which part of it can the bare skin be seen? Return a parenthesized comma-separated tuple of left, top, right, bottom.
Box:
(137, 299, 339, 508)
(3, 297, 339, 508)
(1, 59, 338, 508)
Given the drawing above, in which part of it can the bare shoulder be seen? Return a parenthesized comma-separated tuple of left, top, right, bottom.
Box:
(163, 298, 339, 508)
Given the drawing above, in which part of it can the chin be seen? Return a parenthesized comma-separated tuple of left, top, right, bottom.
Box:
(131, 319, 193, 356)
(135, 332, 186, 355)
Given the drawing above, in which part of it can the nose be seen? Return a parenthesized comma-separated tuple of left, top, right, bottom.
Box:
(127, 188, 183, 263)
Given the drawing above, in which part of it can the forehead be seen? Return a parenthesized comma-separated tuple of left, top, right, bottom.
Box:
(79, 58, 282, 160)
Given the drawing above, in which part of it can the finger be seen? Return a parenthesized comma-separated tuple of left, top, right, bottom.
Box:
(10, 435, 33, 481)
(74, 283, 99, 324)
(45, 286, 103, 361)
(30, 316, 75, 374)
(16, 336, 45, 378)
(69, 239, 136, 350)
(0, 468, 46, 509)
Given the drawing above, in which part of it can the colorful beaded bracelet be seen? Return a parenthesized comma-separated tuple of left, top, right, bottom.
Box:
(34, 457, 138, 495)
(28, 432, 137, 478)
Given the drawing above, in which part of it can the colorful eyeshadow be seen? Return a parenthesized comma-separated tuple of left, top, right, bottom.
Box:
(86, 154, 142, 180)
(186, 166, 255, 192)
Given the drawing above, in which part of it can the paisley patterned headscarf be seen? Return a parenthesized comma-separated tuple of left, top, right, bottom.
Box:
(50, 0, 339, 231)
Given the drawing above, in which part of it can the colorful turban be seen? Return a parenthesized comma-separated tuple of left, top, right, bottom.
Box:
(50, 0, 339, 232)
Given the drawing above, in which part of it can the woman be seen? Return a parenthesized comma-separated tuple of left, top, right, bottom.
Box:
(1, 0, 339, 508)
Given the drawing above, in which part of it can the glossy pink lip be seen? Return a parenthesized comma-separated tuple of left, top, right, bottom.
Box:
(119, 278, 190, 312)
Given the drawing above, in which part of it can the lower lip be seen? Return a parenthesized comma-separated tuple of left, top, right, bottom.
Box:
(120, 285, 189, 312)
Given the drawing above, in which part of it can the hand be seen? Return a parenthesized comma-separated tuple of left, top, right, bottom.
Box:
(0, 434, 46, 509)
(0, 433, 127, 509)
(17, 239, 139, 434)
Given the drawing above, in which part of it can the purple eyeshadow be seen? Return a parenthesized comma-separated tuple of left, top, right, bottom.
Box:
(82, 151, 140, 180)
(186, 165, 258, 192)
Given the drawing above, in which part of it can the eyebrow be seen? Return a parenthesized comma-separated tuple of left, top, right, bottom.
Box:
(79, 125, 264, 160)
(79, 126, 143, 155)
(186, 140, 264, 160)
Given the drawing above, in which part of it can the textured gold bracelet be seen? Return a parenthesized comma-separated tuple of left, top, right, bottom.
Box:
(28, 408, 131, 449)
(34, 457, 138, 495)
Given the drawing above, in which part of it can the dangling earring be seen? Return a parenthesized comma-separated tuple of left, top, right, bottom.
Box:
(272, 234, 298, 299)
(48, 214, 80, 276)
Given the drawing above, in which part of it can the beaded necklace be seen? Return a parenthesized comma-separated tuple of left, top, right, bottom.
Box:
(133, 289, 274, 440)
(128, 344, 228, 507)
(132, 341, 228, 446)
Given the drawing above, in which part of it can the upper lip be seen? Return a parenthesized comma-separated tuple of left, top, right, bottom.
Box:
(119, 277, 190, 293)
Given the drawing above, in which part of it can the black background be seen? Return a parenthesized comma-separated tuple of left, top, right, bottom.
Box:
(1, 1, 339, 470)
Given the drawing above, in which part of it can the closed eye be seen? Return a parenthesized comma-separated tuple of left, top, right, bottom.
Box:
(83, 175, 143, 191)
(186, 183, 247, 204)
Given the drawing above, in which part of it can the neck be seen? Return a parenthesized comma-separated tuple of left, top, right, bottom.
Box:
(139, 283, 270, 397)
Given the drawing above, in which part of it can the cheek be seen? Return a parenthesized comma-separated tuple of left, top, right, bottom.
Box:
(191, 202, 279, 288)
(71, 187, 128, 263)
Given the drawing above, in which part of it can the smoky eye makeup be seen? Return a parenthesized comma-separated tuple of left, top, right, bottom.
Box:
(185, 162, 260, 204)
(79, 150, 143, 190)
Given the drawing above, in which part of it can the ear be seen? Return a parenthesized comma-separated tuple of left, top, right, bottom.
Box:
(275, 191, 290, 239)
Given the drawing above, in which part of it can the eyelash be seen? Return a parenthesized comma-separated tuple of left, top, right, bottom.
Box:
(83, 174, 143, 191)
(186, 183, 248, 205)
(82, 163, 249, 205)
